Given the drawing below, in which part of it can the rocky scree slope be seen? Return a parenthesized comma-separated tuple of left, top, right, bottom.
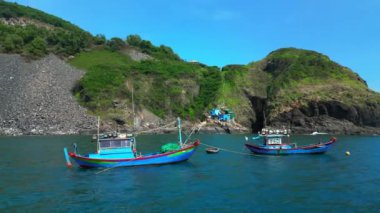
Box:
(0, 54, 96, 135)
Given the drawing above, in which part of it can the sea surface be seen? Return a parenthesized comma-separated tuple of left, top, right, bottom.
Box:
(1, 134, 379, 212)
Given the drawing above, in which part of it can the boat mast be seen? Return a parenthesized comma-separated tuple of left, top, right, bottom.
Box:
(177, 117, 183, 147)
(131, 82, 137, 151)
(132, 84, 135, 130)
(221, 67, 225, 107)
(97, 116, 100, 152)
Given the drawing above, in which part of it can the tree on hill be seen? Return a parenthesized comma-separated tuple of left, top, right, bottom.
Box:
(94, 34, 106, 45)
(107, 37, 125, 51)
(126, 34, 142, 46)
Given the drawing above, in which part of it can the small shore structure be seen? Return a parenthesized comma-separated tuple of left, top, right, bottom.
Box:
(209, 108, 236, 122)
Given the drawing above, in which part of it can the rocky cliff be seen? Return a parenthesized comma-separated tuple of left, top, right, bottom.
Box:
(270, 101, 380, 134)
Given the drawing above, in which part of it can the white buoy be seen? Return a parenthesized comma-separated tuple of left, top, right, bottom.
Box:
(345, 151, 351, 156)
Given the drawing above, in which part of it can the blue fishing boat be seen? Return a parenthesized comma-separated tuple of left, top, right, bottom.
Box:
(64, 118, 200, 168)
(245, 129, 337, 155)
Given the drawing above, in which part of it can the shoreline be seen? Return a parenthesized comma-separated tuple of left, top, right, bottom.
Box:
(1, 126, 379, 136)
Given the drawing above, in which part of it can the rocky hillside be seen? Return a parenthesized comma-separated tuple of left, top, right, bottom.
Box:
(0, 2, 222, 135)
(1, 2, 379, 135)
(221, 48, 380, 134)
(0, 54, 96, 135)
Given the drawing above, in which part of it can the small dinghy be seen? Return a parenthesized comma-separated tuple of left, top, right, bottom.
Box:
(206, 147, 220, 154)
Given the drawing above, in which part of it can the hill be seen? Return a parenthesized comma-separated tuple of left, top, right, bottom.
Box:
(69, 36, 222, 128)
(0, 2, 223, 133)
(220, 48, 380, 134)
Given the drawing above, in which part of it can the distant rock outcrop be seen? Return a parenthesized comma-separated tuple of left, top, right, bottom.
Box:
(222, 48, 380, 135)
(0, 54, 97, 135)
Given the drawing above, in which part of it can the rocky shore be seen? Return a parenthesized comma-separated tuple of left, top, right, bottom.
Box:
(269, 101, 380, 135)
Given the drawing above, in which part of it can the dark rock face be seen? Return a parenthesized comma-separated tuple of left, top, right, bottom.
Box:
(235, 92, 380, 134)
(0, 54, 97, 135)
(245, 94, 267, 132)
(269, 101, 380, 134)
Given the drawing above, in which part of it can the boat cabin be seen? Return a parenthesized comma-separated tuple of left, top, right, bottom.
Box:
(88, 136, 136, 159)
(264, 135, 284, 145)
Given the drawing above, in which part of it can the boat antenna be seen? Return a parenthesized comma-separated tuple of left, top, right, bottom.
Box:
(177, 117, 183, 147)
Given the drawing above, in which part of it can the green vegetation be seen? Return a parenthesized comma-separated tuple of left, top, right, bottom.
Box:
(222, 65, 248, 86)
(107, 37, 125, 52)
(0, 1, 93, 58)
(70, 47, 222, 120)
(218, 65, 249, 108)
(1, 1, 88, 32)
(126, 34, 181, 61)
(266, 48, 367, 94)
(218, 64, 271, 107)
(263, 48, 371, 107)
(70, 49, 132, 70)
(240, 48, 378, 118)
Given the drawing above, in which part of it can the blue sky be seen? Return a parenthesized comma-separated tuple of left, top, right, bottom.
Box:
(9, 0, 380, 91)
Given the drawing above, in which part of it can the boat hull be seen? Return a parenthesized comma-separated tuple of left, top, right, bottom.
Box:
(205, 148, 219, 154)
(245, 138, 336, 155)
(69, 141, 200, 168)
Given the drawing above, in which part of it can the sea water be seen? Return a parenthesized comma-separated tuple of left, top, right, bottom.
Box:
(1, 134, 379, 212)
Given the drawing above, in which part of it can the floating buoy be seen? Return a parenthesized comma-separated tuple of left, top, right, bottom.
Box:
(345, 151, 351, 156)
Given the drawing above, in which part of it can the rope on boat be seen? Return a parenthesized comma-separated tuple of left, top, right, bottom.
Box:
(133, 120, 177, 135)
(183, 121, 206, 145)
(95, 166, 117, 174)
(200, 141, 265, 157)
(186, 122, 265, 157)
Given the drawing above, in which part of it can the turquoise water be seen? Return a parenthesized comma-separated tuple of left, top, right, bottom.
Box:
(1, 134, 380, 212)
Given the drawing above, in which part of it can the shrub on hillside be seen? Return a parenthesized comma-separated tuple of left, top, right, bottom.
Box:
(94, 34, 106, 45)
(107, 37, 125, 51)
(26, 36, 47, 57)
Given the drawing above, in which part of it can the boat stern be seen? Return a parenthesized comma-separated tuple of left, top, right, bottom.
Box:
(63, 147, 72, 167)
